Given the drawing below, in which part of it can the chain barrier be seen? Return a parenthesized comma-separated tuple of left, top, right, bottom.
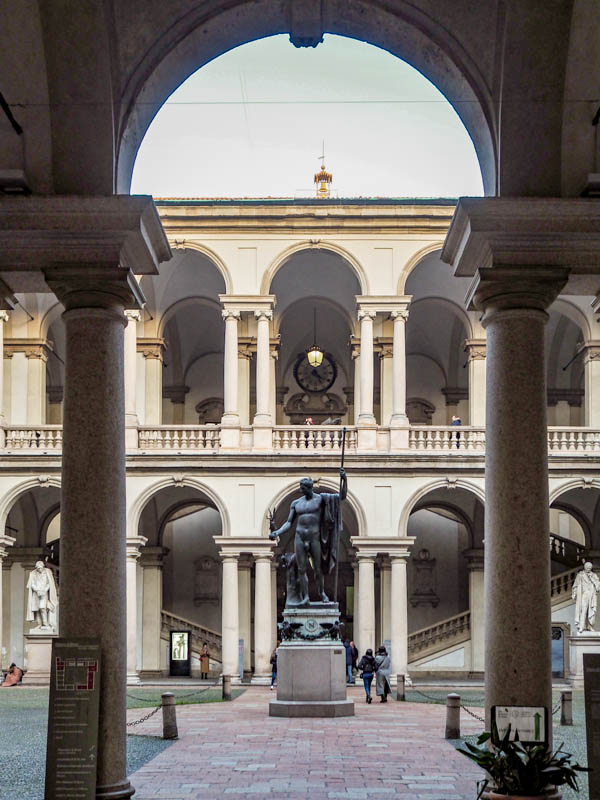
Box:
(461, 704, 485, 723)
(411, 688, 446, 703)
(552, 700, 561, 716)
(126, 705, 161, 727)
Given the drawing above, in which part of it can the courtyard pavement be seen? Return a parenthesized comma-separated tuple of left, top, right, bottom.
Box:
(128, 686, 484, 799)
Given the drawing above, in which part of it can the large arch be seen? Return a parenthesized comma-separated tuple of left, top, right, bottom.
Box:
(0, 477, 62, 535)
(397, 243, 444, 295)
(262, 242, 369, 296)
(169, 242, 234, 295)
(117, 4, 496, 195)
(398, 478, 485, 537)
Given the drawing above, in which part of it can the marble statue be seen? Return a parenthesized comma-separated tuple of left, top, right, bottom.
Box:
(269, 468, 347, 607)
(26, 560, 58, 632)
(572, 561, 600, 634)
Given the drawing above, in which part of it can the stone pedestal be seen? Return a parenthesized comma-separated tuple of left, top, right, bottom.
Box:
(23, 633, 57, 684)
(269, 602, 354, 717)
(569, 633, 600, 688)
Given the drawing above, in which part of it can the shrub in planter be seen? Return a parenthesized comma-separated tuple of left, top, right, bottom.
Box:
(457, 724, 590, 799)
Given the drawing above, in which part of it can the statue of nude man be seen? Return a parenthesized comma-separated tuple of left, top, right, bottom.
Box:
(270, 469, 347, 607)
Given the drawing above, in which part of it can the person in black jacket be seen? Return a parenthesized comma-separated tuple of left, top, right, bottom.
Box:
(343, 640, 354, 683)
(357, 648, 377, 703)
(270, 644, 279, 690)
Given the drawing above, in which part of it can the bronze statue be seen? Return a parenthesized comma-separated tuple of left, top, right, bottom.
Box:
(269, 468, 347, 607)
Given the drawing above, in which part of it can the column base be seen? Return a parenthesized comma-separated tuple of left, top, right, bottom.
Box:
(250, 674, 271, 685)
(96, 779, 135, 799)
(389, 426, 409, 450)
(356, 425, 377, 450)
(219, 425, 241, 449)
(252, 424, 273, 451)
(126, 671, 142, 685)
(569, 633, 600, 688)
(137, 669, 164, 681)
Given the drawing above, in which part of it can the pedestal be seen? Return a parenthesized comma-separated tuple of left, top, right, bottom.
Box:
(269, 602, 354, 717)
(23, 633, 57, 684)
(569, 633, 600, 689)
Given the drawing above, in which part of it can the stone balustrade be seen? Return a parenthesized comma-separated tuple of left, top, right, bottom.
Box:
(3, 424, 600, 455)
(550, 568, 578, 602)
(408, 610, 471, 658)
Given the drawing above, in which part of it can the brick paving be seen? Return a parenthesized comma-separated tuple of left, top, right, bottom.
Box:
(128, 686, 484, 799)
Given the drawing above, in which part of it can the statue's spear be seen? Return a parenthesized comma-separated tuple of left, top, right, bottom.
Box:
(333, 426, 347, 604)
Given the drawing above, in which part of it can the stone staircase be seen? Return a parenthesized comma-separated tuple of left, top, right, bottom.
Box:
(161, 609, 222, 664)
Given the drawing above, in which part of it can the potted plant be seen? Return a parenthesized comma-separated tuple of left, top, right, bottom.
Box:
(457, 725, 590, 799)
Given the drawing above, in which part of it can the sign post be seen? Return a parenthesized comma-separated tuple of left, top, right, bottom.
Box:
(45, 638, 101, 800)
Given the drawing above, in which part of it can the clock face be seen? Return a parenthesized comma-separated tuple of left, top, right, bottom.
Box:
(294, 353, 337, 393)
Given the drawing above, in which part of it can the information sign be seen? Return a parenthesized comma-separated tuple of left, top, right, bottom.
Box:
(45, 638, 101, 800)
(583, 653, 600, 800)
(491, 705, 547, 745)
(169, 630, 191, 676)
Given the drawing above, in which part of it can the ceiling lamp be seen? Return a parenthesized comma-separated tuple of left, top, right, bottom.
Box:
(306, 308, 324, 367)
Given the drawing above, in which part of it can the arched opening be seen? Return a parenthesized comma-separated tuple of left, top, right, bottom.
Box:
(271, 249, 361, 426)
(545, 307, 585, 426)
(126, 30, 490, 196)
(137, 484, 225, 678)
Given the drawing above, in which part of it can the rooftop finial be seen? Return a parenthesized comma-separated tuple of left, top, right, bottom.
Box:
(314, 142, 332, 198)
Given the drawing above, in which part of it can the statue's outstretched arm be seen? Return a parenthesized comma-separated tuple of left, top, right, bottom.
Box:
(270, 503, 296, 540)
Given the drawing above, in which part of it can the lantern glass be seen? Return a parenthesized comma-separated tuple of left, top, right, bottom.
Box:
(307, 346, 324, 367)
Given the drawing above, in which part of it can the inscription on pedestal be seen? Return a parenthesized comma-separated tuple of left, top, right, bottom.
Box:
(584, 653, 600, 800)
(45, 638, 101, 800)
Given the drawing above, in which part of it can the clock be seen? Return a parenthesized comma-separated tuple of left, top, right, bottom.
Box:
(293, 353, 337, 393)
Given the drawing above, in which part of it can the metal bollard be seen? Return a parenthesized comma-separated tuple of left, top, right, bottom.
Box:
(161, 692, 178, 740)
(396, 673, 406, 701)
(560, 689, 573, 726)
(445, 693, 460, 739)
(222, 673, 232, 701)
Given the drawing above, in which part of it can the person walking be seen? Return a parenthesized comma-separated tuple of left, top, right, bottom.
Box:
(375, 645, 392, 703)
(357, 648, 377, 703)
(200, 642, 210, 680)
(343, 639, 354, 683)
(270, 644, 278, 690)
(350, 640, 359, 678)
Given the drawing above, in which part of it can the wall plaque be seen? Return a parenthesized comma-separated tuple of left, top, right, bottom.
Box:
(169, 630, 191, 677)
(45, 638, 101, 799)
(584, 653, 600, 800)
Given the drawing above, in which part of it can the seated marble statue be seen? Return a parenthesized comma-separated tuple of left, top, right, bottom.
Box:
(270, 469, 347, 607)
(26, 560, 58, 632)
(1, 663, 23, 687)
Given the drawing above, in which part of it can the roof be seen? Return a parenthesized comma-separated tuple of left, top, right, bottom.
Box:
(154, 197, 458, 207)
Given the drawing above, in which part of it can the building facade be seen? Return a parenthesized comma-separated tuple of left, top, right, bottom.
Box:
(1, 199, 597, 685)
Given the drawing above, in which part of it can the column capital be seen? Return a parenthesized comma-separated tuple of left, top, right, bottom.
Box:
(219, 552, 240, 564)
(137, 337, 166, 361)
(351, 536, 415, 559)
(126, 536, 147, 560)
(375, 336, 393, 359)
(463, 548, 484, 570)
(125, 309, 142, 324)
(139, 546, 169, 568)
(577, 340, 600, 362)
(162, 384, 189, 404)
(390, 307, 410, 322)
(465, 267, 569, 321)
(0, 533, 16, 560)
(5, 338, 53, 361)
(356, 295, 412, 316)
(357, 309, 376, 321)
(253, 552, 274, 563)
(350, 340, 361, 359)
(254, 309, 273, 322)
(464, 338, 487, 360)
(0, 310, 9, 324)
(46, 267, 146, 313)
(222, 309, 241, 322)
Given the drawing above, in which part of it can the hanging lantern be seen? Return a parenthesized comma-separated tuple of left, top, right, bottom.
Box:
(306, 307, 324, 366)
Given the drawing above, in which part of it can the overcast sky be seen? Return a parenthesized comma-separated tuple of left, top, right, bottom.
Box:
(131, 34, 484, 199)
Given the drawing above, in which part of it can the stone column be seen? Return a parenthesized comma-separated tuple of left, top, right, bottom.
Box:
(238, 340, 252, 427)
(26, 342, 50, 425)
(46, 270, 143, 800)
(352, 562, 359, 644)
(253, 554, 273, 681)
(269, 340, 278, 424)
(390, 556, 409, 678)
(0, 534, 15, 670)
(221, 310, 241, 426)
(253, 311, 272, 426)
(238, 557, 252, 676)
(220, 554, 239, 679)
(140, 547, 166, 679)
(271, 561, 278, 651)
(468, 267, 568, 730)
(46, 386, 63, 424)
(378, 341, 393, 426)
(138, 339, 165, 425)
(357, 311, 376, 424)
(357, 555, 375, 653)
(162, 385, 188, 424)
(380, 559, 391, 643)
(126, 536, 146, 683)
(465, 339, 486, 426)
(0, 311, 9, 434)
(464, 549, 485, 671)
(352, 344, 360, 425)
(578, 341, 600, 427)
(391, 308, 410, 425)
(124, 310, 141, 449)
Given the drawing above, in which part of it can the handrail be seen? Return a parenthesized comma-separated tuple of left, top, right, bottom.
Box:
(408, 610, 470, 656)
(272, 425, 357, 451)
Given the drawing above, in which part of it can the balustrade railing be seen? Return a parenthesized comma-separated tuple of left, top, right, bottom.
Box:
(272, 425, 357, 452)
(5, 426, 63, 450)
(408, 610, 471, 657)
(550, 568, 578, 602)
(547, 427, 600, 452)
(549, 533, 585, 568)
(408, 426, 485, 451)
(138, 426, 220, 450)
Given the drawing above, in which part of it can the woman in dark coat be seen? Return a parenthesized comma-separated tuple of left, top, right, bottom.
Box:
(375, 645, 391, 702)
(357, 648, 377, 703)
